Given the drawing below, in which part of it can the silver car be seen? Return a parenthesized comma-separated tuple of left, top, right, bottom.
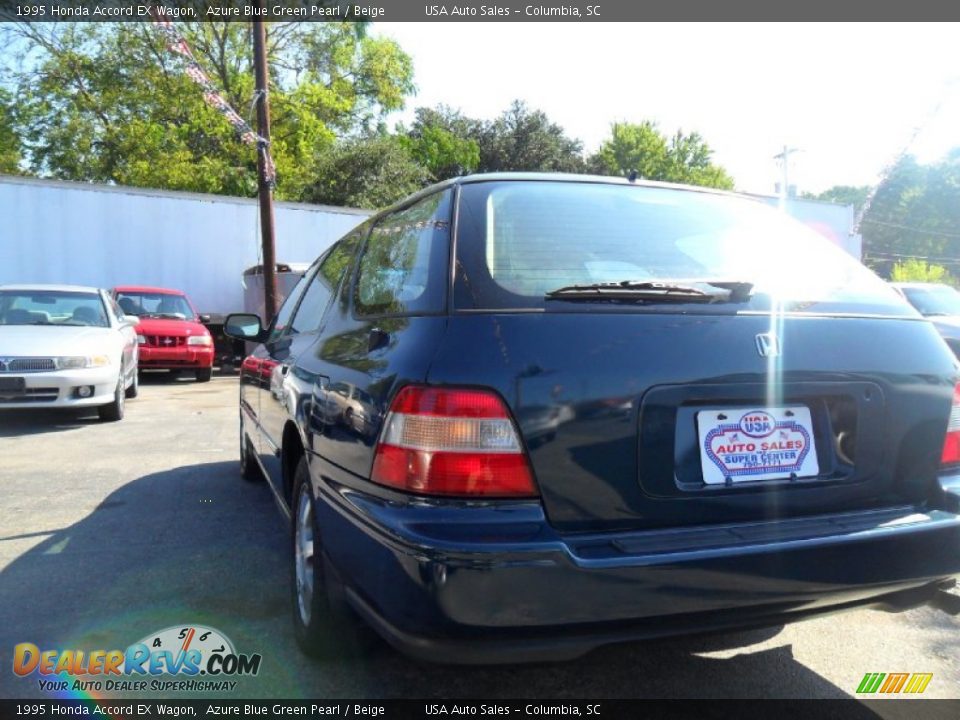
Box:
(0, 285, 140, 421)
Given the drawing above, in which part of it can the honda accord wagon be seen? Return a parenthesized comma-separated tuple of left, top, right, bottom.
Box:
(225, 173, 960, 663)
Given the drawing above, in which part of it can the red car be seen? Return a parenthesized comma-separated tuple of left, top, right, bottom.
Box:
(111, 286, 214, 382)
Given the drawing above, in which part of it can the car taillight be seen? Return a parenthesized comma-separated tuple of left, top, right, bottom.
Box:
(941, 383, 960, 466)
(371, 386, 539, 498)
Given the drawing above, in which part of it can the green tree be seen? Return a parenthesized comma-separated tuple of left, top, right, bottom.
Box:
(302, 135, 430, 209)
(476, 100, 586, 173)
(890, 258, 956, 285)
(589, 121, 734, 189)
(860, 151, 960, 276)
(2, 22, 414, 200)
(399, 119, 480, 180)
(0, 88, 21, 174)
(802, 184, 871, 212)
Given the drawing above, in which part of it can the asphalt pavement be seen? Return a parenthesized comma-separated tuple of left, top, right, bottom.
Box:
(1, 374, 959, 705)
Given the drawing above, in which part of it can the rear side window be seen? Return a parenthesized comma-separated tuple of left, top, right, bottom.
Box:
(290, 233, 362, 333)
(453, 181, 912, 317)
(270, 268, 314, 338)
(354, 191, 452, 317)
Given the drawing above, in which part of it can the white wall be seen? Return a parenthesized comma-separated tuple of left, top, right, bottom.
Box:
(755, 194, 862, 259)
(0, 176, 370, 315)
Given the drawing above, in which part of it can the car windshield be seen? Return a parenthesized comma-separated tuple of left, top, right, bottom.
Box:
(115, 292, 195, 320)
(454, 181, 914, 317)
(900, 285, 960, 316)
(0, 290, 109, 327)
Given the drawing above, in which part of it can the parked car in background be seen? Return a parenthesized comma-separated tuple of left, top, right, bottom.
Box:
(0, 284, 138, 421)
(225, 174, 960, 664)
(892, 282, 960, 357)
(111, 286, 215, 382)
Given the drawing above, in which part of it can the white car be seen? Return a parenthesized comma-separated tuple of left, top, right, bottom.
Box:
(0, 284, 140, 421)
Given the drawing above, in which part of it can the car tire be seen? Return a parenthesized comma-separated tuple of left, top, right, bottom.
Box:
(239, 422, 262, 482)
(196, 368, 213, 383)
(125, 369, 139, 399)
(98, 379, 125, 422)
(290, 457, 375, 659)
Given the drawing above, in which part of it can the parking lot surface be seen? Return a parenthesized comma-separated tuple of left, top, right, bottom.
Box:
(2, 375, 960, 702)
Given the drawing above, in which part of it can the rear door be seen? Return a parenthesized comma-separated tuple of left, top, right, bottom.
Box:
(297, 190, 453, 479)
(258, 232, 366, 495)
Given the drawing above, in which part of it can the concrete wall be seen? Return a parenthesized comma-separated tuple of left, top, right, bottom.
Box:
(0, 175, 371, 315)
(753, 194, 862, 259)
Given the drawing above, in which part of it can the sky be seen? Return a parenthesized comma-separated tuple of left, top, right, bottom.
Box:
(374, 23, 960, 196)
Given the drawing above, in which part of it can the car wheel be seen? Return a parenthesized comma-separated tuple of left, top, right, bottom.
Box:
(196, 368, 213, 383)
(125, 368, 139, 399)
(290, 457, 374, 659)
(98, 379, 125, 422)
(239, 421, 262, 482)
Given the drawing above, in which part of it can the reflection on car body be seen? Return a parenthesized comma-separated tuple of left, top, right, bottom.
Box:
(892, 282, 960, 358)
(225, 174, 960, 664)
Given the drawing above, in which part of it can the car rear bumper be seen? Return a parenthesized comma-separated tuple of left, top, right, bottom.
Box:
(138, 345, 214, 369)
(0, 367, 119, 409)
(315, 467, 960, 663)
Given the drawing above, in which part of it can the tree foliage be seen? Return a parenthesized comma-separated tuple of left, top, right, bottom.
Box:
(889, 258, 956, 286)
(803, 184, 870, 212)
(302, 135, 430, 208)
(474, 100, 586, 174)
(2, 22, 414, 199)
(854, 151, 960, 277)
(0, 88, 21, 174)
(399, 107, 480, 179)
(589, 121, 734, 189)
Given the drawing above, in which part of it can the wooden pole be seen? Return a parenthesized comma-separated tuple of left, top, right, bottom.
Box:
(252, 13, 278, 322)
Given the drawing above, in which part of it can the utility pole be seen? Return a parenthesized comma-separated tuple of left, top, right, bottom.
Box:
(252, 12, 278, 322)
(773, 145, 800, 204)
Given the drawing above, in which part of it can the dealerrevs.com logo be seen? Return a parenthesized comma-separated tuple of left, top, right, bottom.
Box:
(12, 625, 262, 693)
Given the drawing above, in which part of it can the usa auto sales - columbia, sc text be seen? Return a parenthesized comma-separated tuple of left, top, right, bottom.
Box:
(425, 5, 601, 17)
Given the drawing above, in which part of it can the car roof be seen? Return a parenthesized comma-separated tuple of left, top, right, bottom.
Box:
(0, 283, 102, 294)
(113, 285, 186, 295)
(369, 171, 755, 223)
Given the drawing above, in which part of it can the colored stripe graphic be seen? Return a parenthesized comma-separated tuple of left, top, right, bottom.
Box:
(857, 673, 885, 693)
(904, 673, 933, 694)
(856, 672, 932, 694)
(880, 673, 909, 693)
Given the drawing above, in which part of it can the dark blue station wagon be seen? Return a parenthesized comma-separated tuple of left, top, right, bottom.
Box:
(225, 174, 960, 663)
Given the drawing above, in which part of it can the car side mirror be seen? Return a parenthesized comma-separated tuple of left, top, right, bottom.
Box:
(199, 314, 211, 324)
(121, 315, 139, 327)
(224, 313, 265, 342)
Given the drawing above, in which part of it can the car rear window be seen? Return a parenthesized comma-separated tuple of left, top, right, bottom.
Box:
(453, 181, 915, 317)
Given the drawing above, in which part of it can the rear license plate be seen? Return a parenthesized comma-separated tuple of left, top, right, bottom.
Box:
(696, 406, 819, 484)
(0, 377, 26, 394)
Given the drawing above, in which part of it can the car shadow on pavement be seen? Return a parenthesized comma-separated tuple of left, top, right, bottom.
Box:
(0, 408, 102, 437)
(0, 460, 872, 704)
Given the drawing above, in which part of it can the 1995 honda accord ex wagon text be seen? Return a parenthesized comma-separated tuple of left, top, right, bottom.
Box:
(224, 173, 960, 663)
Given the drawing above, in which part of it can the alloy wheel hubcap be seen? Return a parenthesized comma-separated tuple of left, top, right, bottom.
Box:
(295, 486, 315, 625)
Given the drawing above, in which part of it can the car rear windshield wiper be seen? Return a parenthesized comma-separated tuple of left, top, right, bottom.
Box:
(545, 280, 754, 304)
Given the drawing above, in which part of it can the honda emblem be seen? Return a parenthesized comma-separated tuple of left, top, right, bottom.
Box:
(755, 333, 781, 358)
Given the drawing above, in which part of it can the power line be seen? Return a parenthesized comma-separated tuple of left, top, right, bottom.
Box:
(865, 250, 960, 265)
(861, 218, 960, 239)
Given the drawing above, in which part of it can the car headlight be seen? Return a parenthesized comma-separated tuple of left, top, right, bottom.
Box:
(187, 335, 213, 346)
(56, 355, 111, 369)
(137, 335, 147, 345)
